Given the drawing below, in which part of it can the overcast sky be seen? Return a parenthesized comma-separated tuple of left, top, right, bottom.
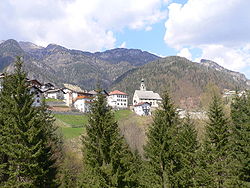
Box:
(1, 0, 250, 78)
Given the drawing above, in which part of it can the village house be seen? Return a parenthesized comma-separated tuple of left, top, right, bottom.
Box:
(0, 75, 44, 107)
(45, 88, 65, 100)
(41, 82, 55, 91)
(63, 88, 94, 107)
(73, 96, 93, 113)
(133, 102, 151, 116)
(107, 90, 128, 109)
(133, 79, 162, 108)
(0, 73, 4, 91)
(29, 85, 43, 107)
(27, 79, 43, 89)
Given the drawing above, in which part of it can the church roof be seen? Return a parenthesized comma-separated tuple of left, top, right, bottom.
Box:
(134, 90, 162, 100)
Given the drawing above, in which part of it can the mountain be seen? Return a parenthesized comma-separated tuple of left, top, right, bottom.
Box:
(93, 48, 159, 66)
(110, 56, 249, 108)
(0, 39, 159, 90)
(18, 41, 44, 52)
(200, 59, 249, 84)
(0, 39, 26, 71)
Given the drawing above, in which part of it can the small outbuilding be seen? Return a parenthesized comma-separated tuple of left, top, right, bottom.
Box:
(133, 102, 151, 116)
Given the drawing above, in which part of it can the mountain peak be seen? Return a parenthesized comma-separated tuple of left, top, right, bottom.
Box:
(200, 59, 248, 83)
(0, 39, 24, 57)
(19, 41, 44, 52)
(94, 48, 160, 66)
(200, 59, 225, 71)
(1, 39, 20, 47)
(45, 43, 68, 52)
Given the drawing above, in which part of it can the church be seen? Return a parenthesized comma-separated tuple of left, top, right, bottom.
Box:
(133, 79, 162, 108)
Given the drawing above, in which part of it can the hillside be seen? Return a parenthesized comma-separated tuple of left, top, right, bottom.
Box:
(111, 56, 248, 108)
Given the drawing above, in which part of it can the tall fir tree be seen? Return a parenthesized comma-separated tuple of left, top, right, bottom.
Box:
(80, 89, 140, 187)
(176, 114, 199, 187)
(200, 95, 233, 187)
(143, 91, 183, 188)
(0, 57, 60, 187)
(230, 91, 250, 187)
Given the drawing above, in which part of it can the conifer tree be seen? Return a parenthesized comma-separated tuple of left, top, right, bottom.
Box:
(143, 92, 182, 188)
(80, 90, 140, 187)
(0, 57, 60, 187)
(231, 91, 250, 186)
(201, 95, 233, 187)
(176, 115, 199, 187)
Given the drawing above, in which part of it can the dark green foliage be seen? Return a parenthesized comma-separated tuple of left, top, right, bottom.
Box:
(176, 115, 199, 187)
(0, 57, 60, 187)
(143, 92, 182, 187)
(80, 90, 140, 187)
(199, 95, 233, 187)
(231, 91, 250, 186)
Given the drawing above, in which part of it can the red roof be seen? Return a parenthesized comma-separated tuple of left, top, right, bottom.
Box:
(74, 96, 94, 102)
(76, 96, 93, 100)
(134, 102, 151, 107)
(109, 90, 128, 95)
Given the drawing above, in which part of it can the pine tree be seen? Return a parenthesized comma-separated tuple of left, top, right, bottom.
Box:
(230, 91, 250, 187)
(176, 114, 199, 187)
(143, 91, 182, 188)
(200, 95, 233, 187)
(0, 57, 60, 187)
(80, 90, 140, 187)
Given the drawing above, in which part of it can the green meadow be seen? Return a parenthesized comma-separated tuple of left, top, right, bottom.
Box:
(55, 110, 133, 139)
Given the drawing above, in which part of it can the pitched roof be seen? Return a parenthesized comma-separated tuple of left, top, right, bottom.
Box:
(134, 102, 151, 107)
(27, 79, 43, 87)
(46, 88, 66, 94)
(63, 83, 86, 93)
(75, 96, 93, 100)
(29, 85, 43, 93)
(134, 90, 162, 100)
(109, 90, 128, 95)
(0, 73, 5, 78)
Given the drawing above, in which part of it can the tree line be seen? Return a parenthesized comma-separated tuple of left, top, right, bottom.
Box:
(0, 58, 249, 187)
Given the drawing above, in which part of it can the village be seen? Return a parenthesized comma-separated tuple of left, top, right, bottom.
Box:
(0, 73, 163, 116)
(0, 73, 245, 118)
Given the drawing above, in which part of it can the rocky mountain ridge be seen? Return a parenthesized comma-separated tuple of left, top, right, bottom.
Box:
(200, 59, 249, 84)
(0, 39, 160, 89)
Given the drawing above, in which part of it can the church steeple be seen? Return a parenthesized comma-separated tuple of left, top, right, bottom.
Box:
(140, 78, 146, 91)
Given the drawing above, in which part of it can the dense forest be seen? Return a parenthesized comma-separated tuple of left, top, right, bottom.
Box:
(0, 58, 249, 187)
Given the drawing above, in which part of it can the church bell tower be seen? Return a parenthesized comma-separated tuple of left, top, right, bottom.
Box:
(140, 78, 146, 91)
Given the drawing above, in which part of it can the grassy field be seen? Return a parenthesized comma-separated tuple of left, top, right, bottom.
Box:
(54, 114, 88, 127)
(114, 109, 133, 120)
(55, 110, 134, 139)
(60, 127, 85, 139)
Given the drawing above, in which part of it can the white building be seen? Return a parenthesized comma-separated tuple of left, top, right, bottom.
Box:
(134, 102, 151, 116)
(30, 86, 43, 107)
(0, 73, 4, 91)
(45, 88, 65, 100)
(41, 82, 55, 92)
(133, 79, 162, 108)
(73, 96, 93, 113)
(107, 90, 128, 109)
(0, 75, 43, 107)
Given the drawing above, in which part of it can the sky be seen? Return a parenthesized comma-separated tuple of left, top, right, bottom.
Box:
(0, 0, 250, 78)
